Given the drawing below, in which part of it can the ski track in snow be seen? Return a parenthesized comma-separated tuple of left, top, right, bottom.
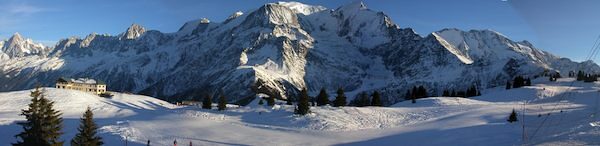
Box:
(1, 78, 600, 145)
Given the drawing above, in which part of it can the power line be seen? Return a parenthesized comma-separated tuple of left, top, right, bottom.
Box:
(527, 34, 600, 142)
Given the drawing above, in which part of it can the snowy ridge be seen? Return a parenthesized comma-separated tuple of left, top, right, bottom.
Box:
(0, 1, 597, 105)
(121, 24, 146, 40)
(0, 33, 48, 60)
(431, 30, 474, 64)
(276, 1, 326, 15)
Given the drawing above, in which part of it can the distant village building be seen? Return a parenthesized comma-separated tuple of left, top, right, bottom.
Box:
(55, 77, 107, 95)
(177, 100, 201, 106)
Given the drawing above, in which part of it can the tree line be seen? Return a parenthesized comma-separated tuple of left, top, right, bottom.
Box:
(576, 70, 599, 82)
(266, 87, 383, 116)
(505, 76, 532, 89)
(200, 93, 227, 111)
(440, 85, 481, 99)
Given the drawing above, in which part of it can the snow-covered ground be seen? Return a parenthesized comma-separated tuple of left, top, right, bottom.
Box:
(1, 78, 600, 145)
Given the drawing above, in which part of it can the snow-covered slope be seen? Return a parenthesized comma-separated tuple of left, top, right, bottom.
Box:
(0, 88, 177, 145)
(0, 1, 597, 105)
(0, 88, 175, 122)
(2, 78, 600, 145)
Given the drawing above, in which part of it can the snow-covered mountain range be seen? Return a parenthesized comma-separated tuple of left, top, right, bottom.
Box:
(0, 32, 48, 59)
(0, 1, 597, 104)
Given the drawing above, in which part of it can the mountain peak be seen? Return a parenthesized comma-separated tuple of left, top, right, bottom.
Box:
(337, 1, 367, 11)
(242, 3, 300, 27)
(274, 1, 327, 15)
(226, 11, 244, 22)
(519, 40, 534, 47)
(123, 23, 146, 39)
(200, 18, 210, 24)
(11, 32, 22, 38)
(0, 1, 597, 108)
(8, 32, 24, 43)
(1, 32, 47, 58)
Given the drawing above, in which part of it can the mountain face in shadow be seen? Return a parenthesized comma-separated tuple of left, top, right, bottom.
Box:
(0, 1, 597, 104)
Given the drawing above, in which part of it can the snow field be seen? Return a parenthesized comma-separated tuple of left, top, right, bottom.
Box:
(1, 78, 600, 145)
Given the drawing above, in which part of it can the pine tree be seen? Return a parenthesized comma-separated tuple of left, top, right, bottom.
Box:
(404, 90, 411, 100)
(352, 92, 370, 107)
(411, 86, 417, 99)
(577, 70, 585, 81)
(450, 90, 456, 97)
(417, 86, 427, 98)
(525, 78, 532, 86)
(465, 88, 472, 98)
(473, 85, 478, 96)
(583, 74, 599, 82)
(14, 87, 64, 146)
(411, 89, 417, 104)
(442, 90, 450, 97)
(465, 85, 478, 98)
(333, 88, 347, 107)
(507, 109, 518, 123)
(371, 91, 382, 106)
(569, 71, 574, 77)
(456, 91, 466, 97)
(258, 99, 264, 105)
(513, 76, 526, 88)
(202, 94, 212, 109)
(40, 93, 64, 146)
(295, 88, 310, 115)
(316, 88, 330, 106)
(506, 81, 512, 89)
(13, 88, 44, 146)
(218, 94, 226, 111)
(267, 95, 276, 106)
(71, 107, 103, 146)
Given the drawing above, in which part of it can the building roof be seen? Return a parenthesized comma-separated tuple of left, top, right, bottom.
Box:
(58, 77, 106, 85)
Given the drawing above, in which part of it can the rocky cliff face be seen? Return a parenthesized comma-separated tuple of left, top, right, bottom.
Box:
(0, 1, 597, 105)
(0, 33, 48, 59)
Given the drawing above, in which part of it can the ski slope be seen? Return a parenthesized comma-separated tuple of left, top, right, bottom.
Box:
(1, 78, 600, 145)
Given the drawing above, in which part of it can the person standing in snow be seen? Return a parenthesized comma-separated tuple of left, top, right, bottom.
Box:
(174, 139, 177, 146)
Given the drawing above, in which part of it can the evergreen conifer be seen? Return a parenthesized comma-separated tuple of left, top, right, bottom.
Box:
(71, 107, 103, 146)
(333, 88, 347, 107)
(316, 88, 329, 106)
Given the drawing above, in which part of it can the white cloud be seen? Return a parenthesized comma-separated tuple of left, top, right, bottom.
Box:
(0, 1, 49, 30)
(6, 3, 46, 15)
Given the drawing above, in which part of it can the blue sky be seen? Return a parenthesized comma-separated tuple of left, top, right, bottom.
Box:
(1, 0, 599, 62)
